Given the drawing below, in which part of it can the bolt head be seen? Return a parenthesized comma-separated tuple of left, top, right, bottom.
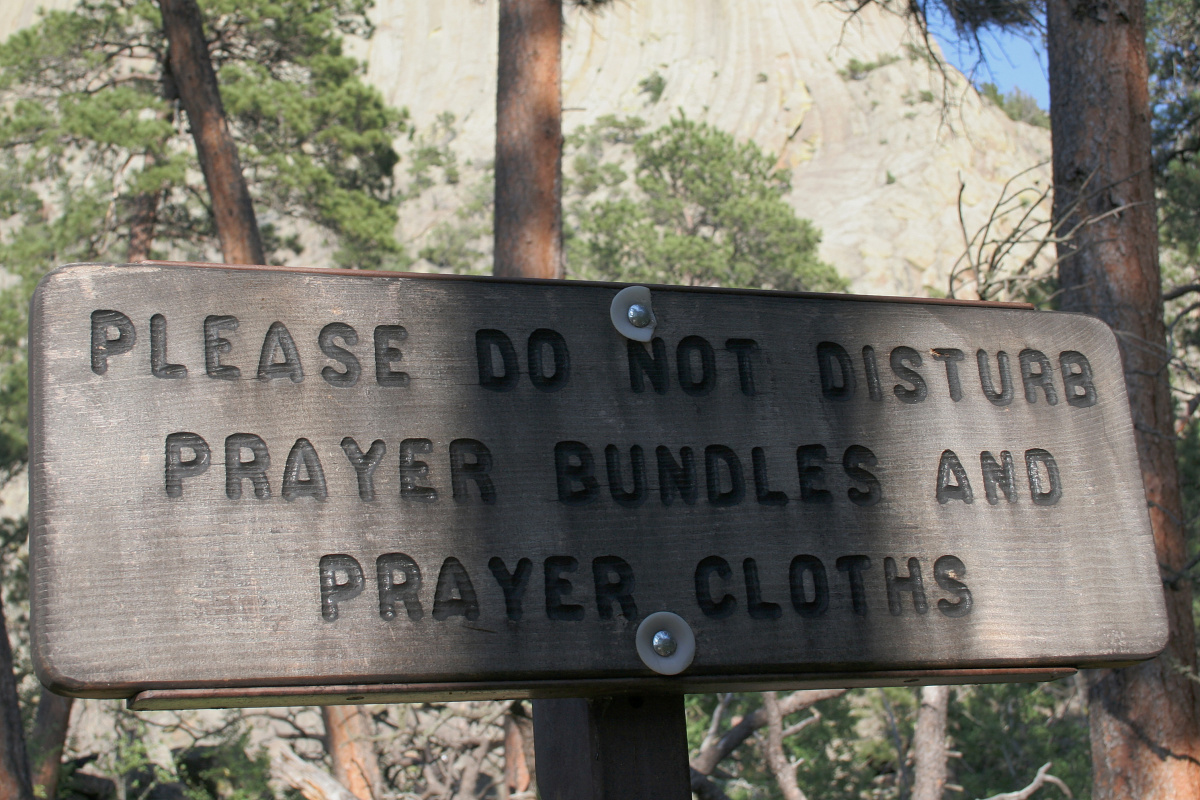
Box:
(651, 629, 677, 657)
(627, 303, 653, 328)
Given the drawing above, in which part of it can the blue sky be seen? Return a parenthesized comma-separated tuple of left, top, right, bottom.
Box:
(928, 18, 1051, 110)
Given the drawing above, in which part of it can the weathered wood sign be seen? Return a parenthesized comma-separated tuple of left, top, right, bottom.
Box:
(29, 262, 1165, 707)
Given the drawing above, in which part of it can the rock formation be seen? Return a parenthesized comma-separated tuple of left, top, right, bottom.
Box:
(352, 0, 1051, 295)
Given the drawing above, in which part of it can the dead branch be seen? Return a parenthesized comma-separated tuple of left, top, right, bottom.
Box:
(269, 741, 360, 800)
(1165, 282, 1200, 301)
(690, 768, 734, 800)
(762, 692, 808, 800)
(979, 762, 1072, 800)
(690, 689, 844, 776)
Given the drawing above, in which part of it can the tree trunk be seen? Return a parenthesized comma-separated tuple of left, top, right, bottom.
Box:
(28, 691, 72, 800)
(321, 706, 382, 800)
(504, 702, 533, 795)
(127, 189, 160, 263)
(911, 686, 950, 800)
(0, 596, 32, 800)
(496, 2, 564, 790)
(159, 0, 265, 265)
(494, 0, 563, 279)
(1047, 0, 1200, 795)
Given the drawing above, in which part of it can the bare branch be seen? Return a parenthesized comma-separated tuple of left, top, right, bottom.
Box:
(690, 689, 844, 776)
(1165, 282, 1200, 302)
(762, 692, 808, 800)
(979, 762, 1073, 800)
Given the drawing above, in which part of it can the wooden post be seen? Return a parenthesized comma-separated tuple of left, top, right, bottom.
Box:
(533, 695, 691, 800)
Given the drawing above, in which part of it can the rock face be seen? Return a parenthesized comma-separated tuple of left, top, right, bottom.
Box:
(355, 0, 1050, 295)
(2, 0, 1049, 294)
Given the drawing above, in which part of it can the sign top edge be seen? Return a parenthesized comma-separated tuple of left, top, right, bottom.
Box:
(40, 260, 1038, 311)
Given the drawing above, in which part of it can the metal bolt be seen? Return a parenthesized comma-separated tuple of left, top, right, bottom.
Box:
(651, 629, 677, 657)
(627, 303, 653, 328)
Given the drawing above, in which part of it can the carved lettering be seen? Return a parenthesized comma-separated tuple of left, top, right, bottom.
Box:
(656, 446, 697, 506)
(489, 557, 533, 621)
(449, 439, 496, 504)
(1019, 349, 1058, 405)
(204, 315, 240, 380)
(789, 555, 829, 617)
(628, 338, 669, 394)
(319, 554, 364, 622)
(555, 441, 599, 505)
(341, 438, 385, 501)
(319, 323, 360, 387)
(544, 556, 585, 621)
(1060, 351, 1097, 407)
(432, 557, 480, 621)
(936, 450, 973, 504)
(592, 555, 637, 620)
(281, 438, 327, 501)
(377, 553, 423, 621)
(862, 345, 883, 401)
(932, 348, 965, 401)
(477, 329, 519, 391)
(884, 557, 928, 615)
(1026, 448, 1062, 505)
(257, 321, 304, 383)
(90, 310, 136, 375)
(977, 349, 1014, 406)
(817, 341, 855, 400)
(605, 445, 647, 508)
(705, 445, 745, 506)
(980, 450, 1016, 505)
(843, 445, 881, 506)
(399, 438, 437, 502)
(695, 555, 736, 619)
(677, 336, 717, 396)
(934, 555, 972, 617)
(225, 433, 270, 500)
(836, 555, 871, 617)
(752, 447, 788, 506)
(374, 325, 409, 387)
(528, 328, 570, 392)
(890, 346, 927, 403)
(796, 444, 832, 504)
(150, 313, 186, 378)
(743, 558, 782, 619)
(725, 338, 759, 396)
(164, 432, 210, 498)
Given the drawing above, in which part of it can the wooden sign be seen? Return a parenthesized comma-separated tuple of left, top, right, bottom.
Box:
(29, 262, 1165, 707)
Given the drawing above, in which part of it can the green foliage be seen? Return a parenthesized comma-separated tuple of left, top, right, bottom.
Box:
(566, 115, 845, 292)
(951, 680, 1091, 799)
(838, 53, 901, 81)
(418, 163, 494, 275)
(687, 690, 916, 800)
(638, 71, 667, 104)
(979, 82, 1050, 129)
(0, 0, 412, 475)
(0, 0, 408, 276)
(1150, 0, 1200, 260)
(86, 710, 283, 800)
(402, 111, 462, 200)
(175, 732, 278, 800)
(686, 683, 1091, 800)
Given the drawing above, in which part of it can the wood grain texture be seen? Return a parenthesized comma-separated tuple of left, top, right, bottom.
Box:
(534, 695, 691, 800)
(30, 263, 1165, 700)
(125, 668, 1078, 710)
